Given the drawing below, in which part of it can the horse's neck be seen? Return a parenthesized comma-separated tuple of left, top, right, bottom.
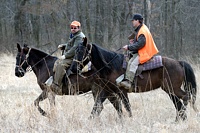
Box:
(29, 50, 47, 65)
(90, 45, 104, 68)
(29, 50, 55, 78)
(91, 45, 111, 69)
(90, 44, 123, 71)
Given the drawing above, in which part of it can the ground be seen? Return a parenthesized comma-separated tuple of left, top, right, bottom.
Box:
(0, 54, 199, 132)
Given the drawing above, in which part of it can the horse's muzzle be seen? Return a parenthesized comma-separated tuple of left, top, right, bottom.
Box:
(15, 67, 25, 77)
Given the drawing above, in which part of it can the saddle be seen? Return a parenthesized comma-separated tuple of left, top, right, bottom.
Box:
(135, 55, 163, 79)
(59, 62, 93, 94)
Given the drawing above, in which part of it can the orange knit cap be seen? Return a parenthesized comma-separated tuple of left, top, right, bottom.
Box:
(70, 21, 81, 27)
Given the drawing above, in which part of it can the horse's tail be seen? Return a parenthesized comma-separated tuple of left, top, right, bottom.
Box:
(179, 61, 198, 112)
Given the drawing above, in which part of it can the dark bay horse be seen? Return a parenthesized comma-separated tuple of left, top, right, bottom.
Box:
(15, 43, 125, 118)
(71, 37, 198, 121)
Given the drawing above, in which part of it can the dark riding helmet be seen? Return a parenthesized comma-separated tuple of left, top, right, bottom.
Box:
(131, 14, 143, 21)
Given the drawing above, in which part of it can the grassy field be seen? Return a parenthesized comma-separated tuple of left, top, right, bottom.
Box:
(0, 54, 200, 133)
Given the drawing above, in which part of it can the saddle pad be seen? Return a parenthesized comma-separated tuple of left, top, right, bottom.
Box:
(142, 55, 163, 71)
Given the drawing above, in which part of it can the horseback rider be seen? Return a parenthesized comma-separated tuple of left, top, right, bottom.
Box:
(118, 14, 159, 90)
(50, 20, 85, 94)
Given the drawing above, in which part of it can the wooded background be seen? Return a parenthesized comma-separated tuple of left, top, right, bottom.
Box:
(1, 0, 200, 60)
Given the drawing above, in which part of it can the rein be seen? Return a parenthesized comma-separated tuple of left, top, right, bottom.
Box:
(16, 48, 32, 73)
(26, 48, 59, 72)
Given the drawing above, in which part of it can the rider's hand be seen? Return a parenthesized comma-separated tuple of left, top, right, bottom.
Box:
(58, 44, 64, 49)
(59, 55, 65, 60)
(129, 39, 134, 44)
(122, 45, 128, 50)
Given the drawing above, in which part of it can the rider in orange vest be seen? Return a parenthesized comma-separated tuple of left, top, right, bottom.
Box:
(118, 14, 159, 90)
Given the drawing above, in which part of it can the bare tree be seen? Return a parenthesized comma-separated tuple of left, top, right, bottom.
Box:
(0, 0, 200, 61)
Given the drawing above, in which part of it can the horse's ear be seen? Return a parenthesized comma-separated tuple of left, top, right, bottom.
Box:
(24, 44, 28, 47)
(23, 44, 29, 54)
(82, 37, 87, 46)
(17, 43, 21, 52)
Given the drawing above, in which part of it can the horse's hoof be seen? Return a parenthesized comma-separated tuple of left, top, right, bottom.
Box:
(38, 108, 47, 116)
(128, 113, 133, 117)
(34, 101, 38, 106)
(42, 111, 48, 116)
(88, 115, 94, 120)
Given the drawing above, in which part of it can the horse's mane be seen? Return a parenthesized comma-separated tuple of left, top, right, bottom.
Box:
(30, 47, 57, 59)
(24, 46, 58, 69)
(92, 44, 124, 71)
(31, 48, 49, 57)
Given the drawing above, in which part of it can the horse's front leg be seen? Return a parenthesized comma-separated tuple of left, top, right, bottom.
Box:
(91, 89, 123, 118)
(34, 89, 48, 116)
(90, 86, 105, 118)
(117, 87, 132, 117)
(107, 93, 123, 118)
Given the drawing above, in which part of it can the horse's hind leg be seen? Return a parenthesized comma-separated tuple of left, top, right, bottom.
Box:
(185, 87, 199, 112)
(182, 91, 190, 109)
(34, 89, 48, 116)
(168, 93, 187, 121)
(47, 88, 56, 117)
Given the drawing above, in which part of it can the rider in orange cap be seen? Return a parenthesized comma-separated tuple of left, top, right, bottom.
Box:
(49, 20, 85, 94)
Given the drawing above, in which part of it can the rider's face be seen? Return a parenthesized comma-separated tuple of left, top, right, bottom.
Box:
(132, 20, 140, 28)
(70, 26, 80, 34)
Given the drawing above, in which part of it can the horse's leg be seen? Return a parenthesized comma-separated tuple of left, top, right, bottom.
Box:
(98, 80, 132, 117)
(90, 88, 105, 118)
(91, 83, 124, 118)
(174, 88, 195, 121)
(107, 93, 123, 118)
(118, 88, 132, 117)
(178, 90, 190, 109)
(34, 89, 48, 116)
(47, 88, 56, 117)
(169, 88, 190, 109)
(168, 93, 187, 121)
(163, 76, 188, 121)
(91, 91, 123, 118)
(185, 87, 199, 112)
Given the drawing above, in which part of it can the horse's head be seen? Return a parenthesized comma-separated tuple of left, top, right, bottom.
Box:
(15, 43, 31, 77)
(71, 37, 91, 73)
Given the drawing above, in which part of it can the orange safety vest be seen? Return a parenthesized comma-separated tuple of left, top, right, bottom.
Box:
(137, 24, 159, 64)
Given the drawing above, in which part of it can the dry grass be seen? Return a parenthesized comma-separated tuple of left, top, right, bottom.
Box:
(0, 54, 200, 133)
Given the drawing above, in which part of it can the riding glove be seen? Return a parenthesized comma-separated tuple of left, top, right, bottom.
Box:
(59, 55, 65, 60)
(58, 44, 65, 49)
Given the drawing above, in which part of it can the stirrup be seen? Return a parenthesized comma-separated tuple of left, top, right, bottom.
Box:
(116, 74, 125, 84)
(45, 76, 53, 86)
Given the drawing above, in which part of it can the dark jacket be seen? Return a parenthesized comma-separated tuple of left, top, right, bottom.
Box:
(128, 24, 146, 54)
(63, 31, 85, 59)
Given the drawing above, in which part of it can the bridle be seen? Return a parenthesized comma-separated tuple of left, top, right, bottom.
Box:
(73, 43, 93, 70)
(16, 48, 32, 74)
(16, 47, 59, 76)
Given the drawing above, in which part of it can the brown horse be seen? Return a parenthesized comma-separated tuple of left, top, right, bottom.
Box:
(15, 43, 126, 118)
(71, 37, 198, 121)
